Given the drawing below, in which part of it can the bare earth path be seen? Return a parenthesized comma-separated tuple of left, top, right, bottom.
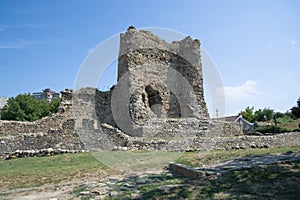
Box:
(1, 168, 164, 200)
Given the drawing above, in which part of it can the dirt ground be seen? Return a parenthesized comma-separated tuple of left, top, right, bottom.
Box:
(1, 168, 164, 200)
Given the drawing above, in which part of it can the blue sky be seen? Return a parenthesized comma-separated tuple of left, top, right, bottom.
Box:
(0, 0, 299, 117)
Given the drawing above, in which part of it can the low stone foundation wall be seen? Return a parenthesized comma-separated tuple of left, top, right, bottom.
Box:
(88, 127, 300, 152)
(199, 132, 300, 150)
(1, 126, 299, 159)
(0, 128, 85, 159)
(209, 120, 243, 136)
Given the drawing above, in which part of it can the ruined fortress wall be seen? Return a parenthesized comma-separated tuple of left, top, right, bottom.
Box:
(0, 27, 298, 158)
(0, 87, 240, 158)
(0, 88, 75, 135)
(0, 87, 299, 157)
(0, 113, 70, 136)
(0, 124, 84, 158)
(0, 90, 85, 158)
(0, 114, 84, 158)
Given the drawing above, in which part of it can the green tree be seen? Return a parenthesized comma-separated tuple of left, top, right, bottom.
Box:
(254, 108, 274, 121)
(274, 111, 294, 124)
(290, 97, 300, 118)
(47, 97, 60, 114)
(241, 106, 255, 122)
(0, 93, 60, 121)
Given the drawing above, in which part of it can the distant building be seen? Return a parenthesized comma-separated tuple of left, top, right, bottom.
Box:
(0, 97, 8, 109)
(33, 88, 60, 102)
(234, 114, 255, 133)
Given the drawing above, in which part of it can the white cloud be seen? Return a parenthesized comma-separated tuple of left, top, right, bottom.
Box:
(222, 80, 262, 101)
(13, 24, 51, 28)
(0, 36, 43, 49)
(0, 24, 51, 30)
(0, 45, 17, 49)
(210, 80, 268, 116)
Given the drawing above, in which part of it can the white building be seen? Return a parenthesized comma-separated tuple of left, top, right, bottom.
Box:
(0, 97, 8, 109)
(32, 88, 60, 102)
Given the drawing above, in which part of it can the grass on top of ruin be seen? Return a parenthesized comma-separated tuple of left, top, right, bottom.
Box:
(0, 145, 299, 192)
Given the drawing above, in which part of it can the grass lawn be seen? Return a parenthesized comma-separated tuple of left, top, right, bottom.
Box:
(0, 153, 106, 190)
(0, 145, 299, 199)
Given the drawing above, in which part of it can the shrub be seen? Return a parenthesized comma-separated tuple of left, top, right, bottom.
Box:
(275, 114, 294, 124)
(293, 128, 300, 132)
(255, 125, 291, 134)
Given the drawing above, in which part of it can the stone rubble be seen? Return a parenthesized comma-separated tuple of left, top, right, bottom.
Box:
(5, 148, 88, 160)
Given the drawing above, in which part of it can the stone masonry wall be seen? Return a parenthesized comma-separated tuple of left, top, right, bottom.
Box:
(102, 129, 300, 151)
(0, 89, 85, 158)
(0, 87, 299, 158)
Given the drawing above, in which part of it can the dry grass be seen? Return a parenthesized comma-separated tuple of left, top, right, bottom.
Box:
(278, 119, 300, 130)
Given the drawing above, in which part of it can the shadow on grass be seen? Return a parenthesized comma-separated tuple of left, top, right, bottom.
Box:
(127, 158, 300, 200)
(194, 161, 300, 200)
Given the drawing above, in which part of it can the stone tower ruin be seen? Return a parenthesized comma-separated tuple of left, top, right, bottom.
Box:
(112, 26, 209, 137)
